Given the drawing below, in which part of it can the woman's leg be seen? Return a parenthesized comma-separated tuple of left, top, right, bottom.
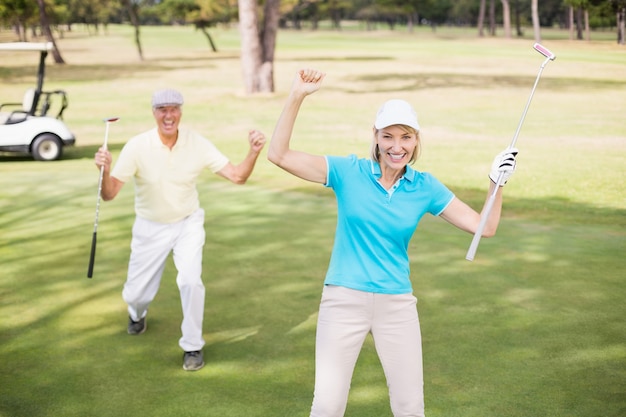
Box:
(310, 285, 372, 417)
(372, 293, 425, 417)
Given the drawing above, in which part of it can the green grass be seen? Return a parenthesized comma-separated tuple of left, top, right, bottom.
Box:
(1, 24, 625, 417)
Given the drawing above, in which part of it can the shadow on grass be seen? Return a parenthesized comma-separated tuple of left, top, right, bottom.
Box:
(339, 72, 626, 94)
(0, 143, 125, 163)
(63, 142, 125, 160)
(5, 57, 624, 92)
(289, 183, 626, 227)
(2, 53, 240, 84)
(0, 177, 624, 417)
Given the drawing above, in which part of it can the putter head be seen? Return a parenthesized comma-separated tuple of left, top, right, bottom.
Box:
(533, 43, 556, 61)
(103, 117, 120, 123)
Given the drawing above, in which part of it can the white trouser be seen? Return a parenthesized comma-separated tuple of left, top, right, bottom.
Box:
(122, 208, 206, 352)
(310, 285, 425, 417)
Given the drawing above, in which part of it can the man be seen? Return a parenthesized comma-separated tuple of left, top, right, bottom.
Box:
(94, 89, 266, 371)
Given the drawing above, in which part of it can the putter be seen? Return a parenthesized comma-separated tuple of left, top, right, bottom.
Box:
(87, 117, 119, 278)
(465, 43, 556, 261)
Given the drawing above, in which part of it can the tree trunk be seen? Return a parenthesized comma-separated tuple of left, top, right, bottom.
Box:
(478, 0, 486, 37)
(617, 7, 626, 45)
(199, 26, 218, 52)
(569, 6, 574, 40)
(13, 24, 23, 42)
(238, 0, 279, 94)
(238, 0, 263, 94)
(122, 0, 143, 61)
(36, 0, 65, 64)
(584, 9, 590, 41)
(501, 0, 511, 38)
(259, 0, 280, 92)
(576, 7, 583, 40)
(488, 0, 494, 35)
(531, 0, 541, 42)
(514, 0, 522, 36)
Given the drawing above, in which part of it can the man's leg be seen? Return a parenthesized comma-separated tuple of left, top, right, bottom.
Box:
(123, 216, 172, 324)
(172, 209, 206, 353)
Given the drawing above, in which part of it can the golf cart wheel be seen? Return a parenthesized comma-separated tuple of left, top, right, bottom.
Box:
(31, 133, 63, 161)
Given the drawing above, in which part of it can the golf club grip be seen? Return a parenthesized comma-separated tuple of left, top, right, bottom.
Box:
(87, 231, 97, 278)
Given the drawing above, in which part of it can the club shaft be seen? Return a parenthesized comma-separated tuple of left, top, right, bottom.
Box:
(465, 53, 552, 261)
(465, 173, 504, 261)
(93, 165, 105, 233)
(87, 166, 104, 277)
(508, 58, 549, 150)
(87, 119, 115, 278)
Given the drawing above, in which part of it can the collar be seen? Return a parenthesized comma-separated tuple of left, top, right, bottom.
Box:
(369, 159, 416, 182)
(150, 127, 184, 149)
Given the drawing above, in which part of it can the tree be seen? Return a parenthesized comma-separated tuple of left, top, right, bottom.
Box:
(0, 0, 37, 41)
(238, 0, 280, 94)
(489, 0, 496, 35)
(121, 0, 144, 60)
(184, 0, 236, 52)
(611, 0, 626, 44)
(531, 0, 540, 42)
(617, 6, 626, 45)
(478, 0, 486, 36)
(36, 0, 65, 63)
(501, 0, 511, 38)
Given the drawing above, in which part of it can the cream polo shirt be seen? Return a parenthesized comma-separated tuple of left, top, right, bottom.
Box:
(111, 126, 229, 223)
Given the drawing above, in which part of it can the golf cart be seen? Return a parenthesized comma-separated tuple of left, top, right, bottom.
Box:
(0, 42, 75, 161)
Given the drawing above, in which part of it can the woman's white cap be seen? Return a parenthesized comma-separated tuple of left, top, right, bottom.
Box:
(374, 99, 420, 130)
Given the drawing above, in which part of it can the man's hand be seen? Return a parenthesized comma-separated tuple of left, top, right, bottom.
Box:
(248, 129, 266, 154)
(94, 146, 112, 173)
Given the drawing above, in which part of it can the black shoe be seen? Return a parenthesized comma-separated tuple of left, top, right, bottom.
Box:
(183, 350, 204, 371)
(127, 316, 146, 335)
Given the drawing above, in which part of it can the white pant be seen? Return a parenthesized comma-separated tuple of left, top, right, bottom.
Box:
(310, 285, 425, 417)
(122, 209, 206, 352)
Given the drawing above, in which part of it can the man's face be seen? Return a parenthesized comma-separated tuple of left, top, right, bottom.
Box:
(153, 105, 181, 137)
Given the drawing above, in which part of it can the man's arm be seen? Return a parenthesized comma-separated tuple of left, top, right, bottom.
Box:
(216, 129, 266, 184)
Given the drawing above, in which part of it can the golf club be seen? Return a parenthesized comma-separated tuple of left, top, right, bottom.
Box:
(87, 117, 119, 278)
(465, 43, 556, 261)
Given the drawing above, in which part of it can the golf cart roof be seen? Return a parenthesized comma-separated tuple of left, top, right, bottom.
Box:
(0, 42, 55, 104)
(0, 42, 53, 52)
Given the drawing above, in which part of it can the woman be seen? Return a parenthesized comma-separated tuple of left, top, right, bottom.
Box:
(268, 69, 517, 417)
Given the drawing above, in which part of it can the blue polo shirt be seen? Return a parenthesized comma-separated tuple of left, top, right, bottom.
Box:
(324, 154, 455, 294)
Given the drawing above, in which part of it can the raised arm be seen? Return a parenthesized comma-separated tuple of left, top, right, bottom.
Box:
(267, 69, 328, 184)
(440, 148, 518, 237)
